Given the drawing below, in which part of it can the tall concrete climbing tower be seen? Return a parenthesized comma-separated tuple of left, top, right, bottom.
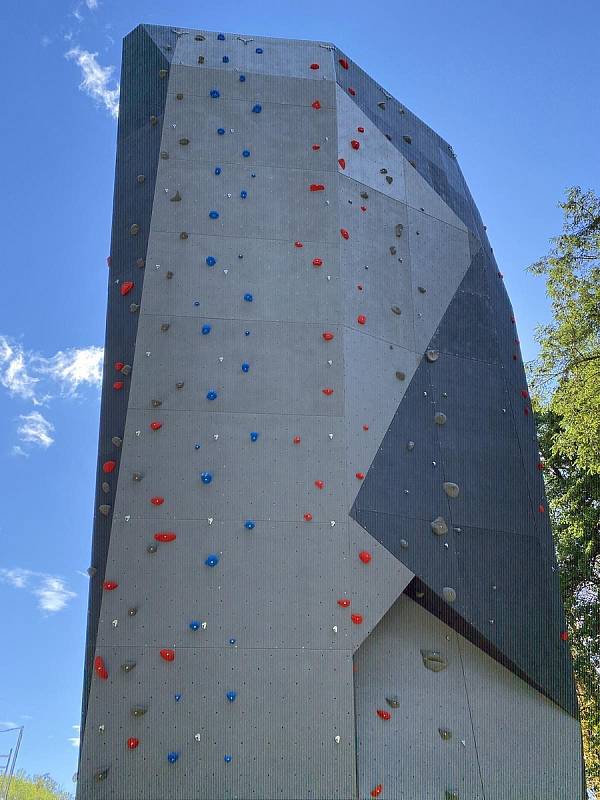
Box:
(77, 24, 585, 800)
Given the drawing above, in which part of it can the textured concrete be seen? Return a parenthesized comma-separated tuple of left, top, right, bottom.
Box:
(78, 23, 583, 799)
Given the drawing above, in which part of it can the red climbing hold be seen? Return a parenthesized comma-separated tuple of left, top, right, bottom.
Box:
(120, 281, 134, 296)
(312, 144, 321, 151)
(322, 388, 334, 396)
(150, 421, 162, 431)
(371, 785, 383, 798)
(357, 126, 365, 133)
(524, 407, 530, 416)
(520, 389, 529, 398)
(351, 613, 363, 625)
(357, 284, 363, 290)
(311, 100, 321, 110)
(348, 87, 356, 96)
(359, 551, 372, 564)
(294, 241, 304, 248)
(309, 184, 325, 192)
(338, 158, 346, 170)
(102, 460, 116, 474)
(151, 496, 165, 506)
(361, 206, 367, 212)
(160, 648, 175, 662)
(339, 58, 349, 70)
(312, 258, 323, 267)
(340, 228, 349, 240)
(94, 656, 108, 680)
(362, 424, 369, 431)
(351, 140, 360, 150)
(314, 480, 325, 490)
(357, 314, 366, 325)
(154, 532, 177, 542)
(537, 462, 545, 471)
(322, 331, 334, 341)
(337, 598, 351, 608)
(355, 472, 365, 480)
(103, 581, 118, 591)
(114, 361, 124, 372)
(377, 709, 391, 721)
(560, 630, 569, 641)
(310, 63, 320, 70)
(127, 738, 139, 750)
(538, 504, 545, 513)
(113, 381, 124, 391)
(292, 436, 301, 445)
(303, 513, 313, 522)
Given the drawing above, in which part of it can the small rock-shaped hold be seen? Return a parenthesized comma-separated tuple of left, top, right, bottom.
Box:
(403, 135, 412, 144)
(94, 656, 108, 680)
(154, 532, 176, 542)
(226, 691, 237, 702)
(120, 281, 134, 296)
(150, 496, 164, 506)
(445, 792, 459, 800)
(385, 175, 393, 184)
(103, 581, 118, 591)
(121, 661, 136, 672)
(147, 544, 158, 554)
(377, 709, 391, 720)
(127, 737, 140, 750)
(101, 481, 110, 494)
(160, 648, 175, 662)
(442, 587, 457, 603)
(130, 303, 139, 312)
(152, 399, 162, 408)
(386, 695, 400, 709)
(111, 436, 122, 447)
(340, 228, 350, 240)
(167, 752, 179, 764)
(359, 550, 371, 564)
(205, 554, 219, 567)
(170, 191, 181, 202)
(337, 598, 351, 608)
(351, 614, 363, 625)
(150, 421, 162, 431)
(425, 350, 439, 362)
(131, 706, 147, 717)
(351, 139, 360, 150)
(434, 412, 447, 425)
(322, 331, 334, 341)
(244, 520, 255, 530)
(103, 460, 116, 473)
(322, 388, 334, 396)
(417, 286, 426, 294)
(439, 728, 452, 741)
(395, 371, 406, 381)
(421, 649, 448, 673)
(159, 68, 168, 78)
(309, 183, 325, 192)
(99, 504, 111, 517)
(136, 174, 145, 183)
(371, 786, 383, 798)
(378, 101, 386, 109)
(431, 516, 448, 536)
(395, 223, 404, 238)
(391, 306, 401, 315)
(311, 100, 321, 109)
(94, 769, 109, 782)
(127, 607, 137, 616)
(443, 482, 460, 498)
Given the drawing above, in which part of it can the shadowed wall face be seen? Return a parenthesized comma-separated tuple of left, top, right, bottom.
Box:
(77, 24, 583, 800)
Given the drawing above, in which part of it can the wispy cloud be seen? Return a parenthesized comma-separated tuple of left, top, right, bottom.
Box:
(35, 345, 104, 396)
(0, 568, 77, 613)
(17, 411, 55, 448)
(68, 724, 81, 748)
(84, 0, 98, 8)
(65, 46, 119, 118)
(11, 445, 29, 458)
(0, 336, 40, 402)
(41, 35, 52, 47)
(0, 721, 18, 730)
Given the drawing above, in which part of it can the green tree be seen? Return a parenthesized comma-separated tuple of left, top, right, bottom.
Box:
(4, 771, 71, 800)
(529, 186, 600, 790)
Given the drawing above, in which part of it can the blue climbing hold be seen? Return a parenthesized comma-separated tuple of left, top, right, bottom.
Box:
(240, 190, 247, 199)
(174, 693, 182, 702)
(256, 47, 263, 54)
(217, 127, 225, 135)
(243, 292, 253, 302)
(209, 210, 219, 219)
(224, 755, 232, 763)
(194, 443, 201, 450)
(210, 89, 220, 98)
(207, 390, 217, 401)
(250, 432, 259, 442)
(226, 691, 237, 702)
(168, 752, 179, 764)
(244, 330, 250, 336)
(189, 621, 200, 631)
(201, 324, 211, 335)
(215, 166, 222, 176)
(217, 33, 225, 40)
(244, 520, 255, 530)
(241, 362, 250, 373)
(229, 638, 236, 645)
(205, 554, 219, 567)
(251, 173, 256, 178)
(206, 256, 216, 266)
(201, 472, 212, 484)
(242, 149, 251, 158)
(252, 104, 262, 113)
(222, 55, 229, 63)
(194, 300, 200, 307)
(239, 74, 246, 82)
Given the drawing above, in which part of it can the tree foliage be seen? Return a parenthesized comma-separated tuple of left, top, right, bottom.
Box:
(529, 187, 600, 790)
(4, 771, 71, 800)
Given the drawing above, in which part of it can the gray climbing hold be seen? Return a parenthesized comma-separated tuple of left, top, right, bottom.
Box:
(442, 587, 457, 603)
(195, 34, 205, 41)
(170, 191, 182, 202)
(121, 661, 136, 672)
(152, 399, 162, 408)
(128, 607, 137, 616)
(407, 441, 415, 451)
(99, 504, 111, 517)
(431, 516, 448, 536)
(101, 482, 110, 494)
(132, 472, 143, 482)
(417, 286, 426, 294)
(445, 792, 459, 800)
(198, 55, 205, 64)
(150, 115, 158, 126)
(120, 364, 131, 376)
(360, 192, 369, 199)
(129, 224, 140, 236)
(131, 705, 147, 716)
(421, 649, 448, 673)
(160, 151, 169, 159)
(160, 323, 170, 332)
(176, 93, 183, 100)
(389, 246, 397, 255)
(415, 590, 425, 599)
(400, 539, 408, 549)
(425, 350, 439, 362)
(166, 271, 174, 279)
(434, 412, 447, 425)
(180, 232, 188, 240)
(395, 224, 404, 238)
(378, 101, 386, 109)
(94, 769, 109, 783)
(136, 258, 145, 268)
(386, 695, 400, 708)
(385, 175, 393, 184)
(176, 381, 184, 389)
(443, 482, 460, 499)
(111, 436, 122, 448)
(147, 544, 158, 554)
(439, 728, 452, 741)
(395, 371, 406, 381)
(403, 135, 412, 144)
(385, 133, 392, 141)
(179, 138, 189, 146)
(159, 68, 168, 78)
(136, 174, 145, 183)
(380, 168, 388, 174)
(129, 303, 139, 313)
(87, 566, 97, 577)
(391, 305, 401, 315)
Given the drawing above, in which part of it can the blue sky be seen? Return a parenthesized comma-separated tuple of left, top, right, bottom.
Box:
(0, 0, 598, 793)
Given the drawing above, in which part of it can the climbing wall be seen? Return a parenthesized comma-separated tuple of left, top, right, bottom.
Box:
(77, 25, 584, 800)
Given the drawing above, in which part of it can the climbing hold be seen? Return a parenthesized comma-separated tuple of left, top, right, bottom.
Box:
(294, 241, 303, 248)
(224, 754, 232, 763)
(340, 228, 349, 240)
(160, 649, 175, 662)
(338, 158, 346, 170)
(160, 323, 170, 333)
(312, 144, 320, 151)
(240, 190, 248, 199)
(95, 769, 109, 782)
(217, 32, 225, 40)
(385, 175, 393, 184)
(560, 630, 569, 641)
(310, 63, 319, 70)
(443, 482, 460, 498)
(201, 324, 211, 335)
(314, 480, 325, 490)
(200, 472, 213, 484)
(127, 738, 139, 750)
(322, 388, 334, 395)
(386, 695, 400, 709)
(209, 210, 219, 219)
(431, 517, 448, 536)
(226, 691, 237, 702)
(445, 792, 459, 800)
(205, 554, 219, 567)
(395, 224, 404, 238)
(391, 306, 401, 315)
(99, 504, 111, 516)
(210, 89, 220, 98)
(439, 728, 452, 741)
(120, 364, 131, 376)
(425, 350, 439, 362)
(131, 706, 147, 717)
(180, 232, 189, 240)
(179, 137, 189, 146)
(395, 371, 406, 381)
(357, 314, 366, 325)
(111, 436, 122, 447)
(244, 520, 255, 530)
(242, 149, 251, 157)
(539, 504, 546, 513)
(348, 87, 356, 96)
(376, 709, 391, 721)
(434, 412, 447, 425)
(309, 183, 325, 192)
(215, 167, 222, 175)
(241, 362, 250, 372)
(150, 496, 164, 506)
(371, 785, 383, 798)
(403, 135, 412, 144)
(102, 460, 116, 474)
(127, 607, 137, 617)
(311, 100, 321, 110)
(378, 101, 386, 110)
(252, 103, 262, 113)
(206, 256, 216, 267)
(150, 421, 162, 431)
(167, 752, 179, 764)
(207, 390, 218, 401)
(120, 281, 134, 296)
(94, 656, 108, 680)
(243, 292, 253, 302)
(337, 599, 351, 608)
(421, 649, 448, 672)
(154, 533, 176, 543)
(442, 587, 457, 603)
(147, 544, 158, 554)
(351, 614, 363, 625)
(351, 139, 360, 150)
(359, 551, 372, 564)
(103, 581, 118, 591)
(292, 436, 301, 445)
(129, 223, 140, 236)
(339, 58, 349, 69)
(322, 331, 334, 341)
(312, 257, 323, 266)
(101, 482, 110, 494)
(121, 661, 136, 672)
(222, 55, 229, 63)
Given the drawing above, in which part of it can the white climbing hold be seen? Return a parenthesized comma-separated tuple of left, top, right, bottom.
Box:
(334, 735, 341, 744)
(112, 619, 118, 627)
(125, 515, 131, 522)
(135, 430, 141, 437)
(431, 516, 448, 536)
(195, 733, 202, 741)
(208, 517, 213, 525)
(328, 433, 334, 439)
(425, 350, 439, 362)
(201, 621, 208, 629)
(213, 434, 219, 440)
(330, 521, 335, 527)
(327, 359, 333, 365)
(443, 482, 460, 498)
(442, 587, 457, 603)
(332, 625, 338, 633)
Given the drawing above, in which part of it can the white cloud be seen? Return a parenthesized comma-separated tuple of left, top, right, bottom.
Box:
(65, 46, 119, 118)
(0, 721, 18, 730)
(35, 345, 104, 396)
(0, 337, 39, 401)
(11, 445, 29, 458)
(17, 411, 55, 448)
(85, 0, 98, 8)
(41, 35, 52, 47)
(0, 568, 76, 613)
(68, 724, 81, 748)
